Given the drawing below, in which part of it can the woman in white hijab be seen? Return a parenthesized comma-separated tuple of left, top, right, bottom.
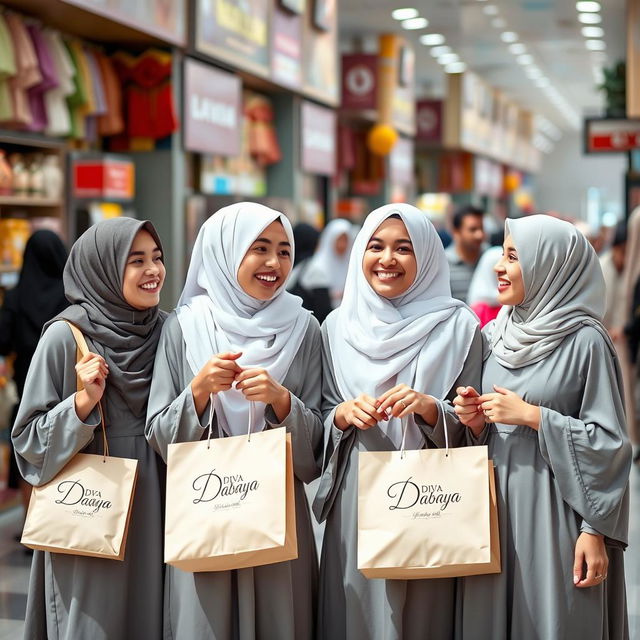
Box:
(453, 215, 631, 640)
(146, 202, 323, 640)
(467, 245, 503, 327)
(313, 203, 481, 640)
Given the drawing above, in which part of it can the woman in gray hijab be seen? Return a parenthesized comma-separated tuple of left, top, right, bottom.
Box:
(453, 215, 631, 640)
(12, 218, 167, 640)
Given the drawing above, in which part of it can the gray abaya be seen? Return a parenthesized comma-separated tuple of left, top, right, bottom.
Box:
(145, 312, 323, 640)
(455, 323, 631, 640)
(12, 321, 164, 640)
(313, 324, 483, 640)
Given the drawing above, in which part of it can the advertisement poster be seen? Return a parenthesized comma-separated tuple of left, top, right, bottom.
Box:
(303, 0, 338, 106)
(301, 101, 336, 176)
(271, 4, 303, 89)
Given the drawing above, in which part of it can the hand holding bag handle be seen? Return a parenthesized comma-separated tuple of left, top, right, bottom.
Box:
(64, 321, 109, 460)
(399, 412, 449, 459)
(205, 393, 256, 449)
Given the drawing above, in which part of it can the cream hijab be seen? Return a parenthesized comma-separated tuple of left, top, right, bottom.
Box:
(492, 215, 611, 369)
(326, 203, 479, 448)
(176, 202, 311, 435)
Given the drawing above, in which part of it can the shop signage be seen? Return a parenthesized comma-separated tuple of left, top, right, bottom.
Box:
(183, 58, 241, 156)
(416, 100, 443, 143)
(584, 118, 640, 153)
(341, 54, 377, 111)
(271, 5, 303, 89)
(301, 101, 336, 176)
(73, 158, 135, 199)
(195, 0, 270, 78)
(389, 136, 414, 186)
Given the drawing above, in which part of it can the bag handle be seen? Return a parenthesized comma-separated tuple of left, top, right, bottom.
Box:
(206, 393, 256, 448)
(64, 321, 109, 460)
(399, 409, 449, 459)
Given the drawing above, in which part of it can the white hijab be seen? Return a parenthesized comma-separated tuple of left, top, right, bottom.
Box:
(176, 202, 311, 435)
(326, 203, 479, 448)
(300, 218, 353, 305)
(467, 246, 502, 307)
(492, 215, 611, 369)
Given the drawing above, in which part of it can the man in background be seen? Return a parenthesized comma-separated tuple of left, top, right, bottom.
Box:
(445, 205, 486, 302)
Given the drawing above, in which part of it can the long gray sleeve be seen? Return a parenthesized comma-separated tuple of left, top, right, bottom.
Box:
(11, 321, 100, 486)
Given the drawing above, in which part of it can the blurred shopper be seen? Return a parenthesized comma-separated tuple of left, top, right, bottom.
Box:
(467, 245, 503, 327)
(146, 203, 322, 640)
(623, 207, 640, 461)
(453, 215, 631, 640)
(445, 205, 486, 302)
(0, 230, 68, 523)
(314, 204, 481, 640)
(12, 219, 166, 639)
(292, 221, 320, 266)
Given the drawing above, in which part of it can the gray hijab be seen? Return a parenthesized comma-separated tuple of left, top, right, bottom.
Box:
(47, 217, 166, 418)
(492, 215, 613, 369)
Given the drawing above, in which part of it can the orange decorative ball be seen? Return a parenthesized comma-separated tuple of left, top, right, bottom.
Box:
(504, 171, 521, 193)
(367, 124, 398, 156)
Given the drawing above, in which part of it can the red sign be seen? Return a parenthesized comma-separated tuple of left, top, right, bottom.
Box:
(183, 58, 241, 156)
(585, 118, 640, 153)
(301, 101, 336, 176)
(73, 158, 134, 199)
(341, 54, 377, 111)
(416, 100, 443, 143)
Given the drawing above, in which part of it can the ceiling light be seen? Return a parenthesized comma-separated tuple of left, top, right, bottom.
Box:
(509, 43, 527, 55)
(585, 39, 606, 50)
(581, 26, 604, 37)
(517, 54, 534, 65)
(438, 53, 460, 65)
(483, 4, 499, 15)
(535, 77, 550, 88)
(578, 13, 602, 23)
(401, 17, 428, 29)
(526, 66, 542, 78)
(491, 17, 506, 28)
(576, 1, 601, 11)
(431, 45, 451, 57)
(591, 51, 608, 62)
(445, 62, 467, 74)
(500, 31, 518, 43)
(420, 33, 445, 46)
(392, 8, 419, 20)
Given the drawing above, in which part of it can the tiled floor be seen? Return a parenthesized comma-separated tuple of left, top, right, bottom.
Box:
(1, 466, 639, 639)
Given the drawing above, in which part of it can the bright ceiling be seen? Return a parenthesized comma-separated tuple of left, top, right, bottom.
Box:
(338, 0, 625, 140)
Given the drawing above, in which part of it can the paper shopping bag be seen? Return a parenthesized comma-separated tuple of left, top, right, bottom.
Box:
(21, 322, 138, 560)
(357, 445, 500, 579)
(164, 427, 298, 572)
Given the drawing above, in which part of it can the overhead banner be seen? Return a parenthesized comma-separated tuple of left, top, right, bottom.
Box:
(301, 101, 336, 176)
(416, 100, 443, 144)
(341, 54, 377, 111)
(271, 4, 303, 89)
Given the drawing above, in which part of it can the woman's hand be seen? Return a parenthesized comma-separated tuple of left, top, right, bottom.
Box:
(334, 394, 386, 431)
(235, 368, 291, 422)
(375, 384, 438, 425)
(191, 352, 243, 415)
(452, 386, 486, 435)
(573, 532, 608, 588)
(74, 352, 108, 421)
(478, 385, 540, 430)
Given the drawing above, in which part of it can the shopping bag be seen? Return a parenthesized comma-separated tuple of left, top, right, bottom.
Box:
(164, 401, 297, 572)
(20, 322, 138, 560)
(357, 421, 500, 579)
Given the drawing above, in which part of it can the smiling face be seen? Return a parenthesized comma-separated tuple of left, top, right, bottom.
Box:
(122, 229, 165, 310)
(494, 234, 525, 305)
(362, 216, 417, 299)
(237, 219, 292, 300)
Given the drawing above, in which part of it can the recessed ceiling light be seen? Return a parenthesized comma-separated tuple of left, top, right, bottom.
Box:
(535, 77, 550, 88)
(401, 17, 429, 29)
(509, 43, 527, 55)
(581, 26, 604, 37)
(438, 53, 460, 65)
(517, 54, 534, 65)
(585, 39, 606, 50)
(431, 45, 451, 57)
(576, 1, 600, 11)
(446, 62, 467, 74)
(392, 8, 419, 20)
(491, 17, 507, 28)
(578, 12, 602, 23)
(420, 33, 446, 46)
(591, 51, 608, 62)
(500, 31, 518, 42)
(483, 4, 499, 15)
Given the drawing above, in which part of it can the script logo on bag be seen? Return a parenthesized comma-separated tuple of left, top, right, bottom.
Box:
(192, 469, 260, 511)
(55, 479, 113, 517)
(387, 477, 462, 519)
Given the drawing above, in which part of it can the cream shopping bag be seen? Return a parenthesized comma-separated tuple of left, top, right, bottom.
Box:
(21, 322, 138, 560)
(358, 421, 500, 579)
(164, 401, 298, 572)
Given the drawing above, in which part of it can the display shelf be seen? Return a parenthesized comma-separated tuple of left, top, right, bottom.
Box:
(0, 196, 62, 208)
